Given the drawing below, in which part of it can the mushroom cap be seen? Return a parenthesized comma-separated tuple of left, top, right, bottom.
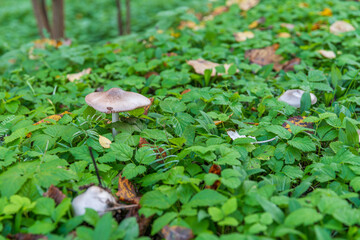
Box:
(85, 88, 151, 113)
(278, 89, 317, 108)
(72, 186, 116, 216)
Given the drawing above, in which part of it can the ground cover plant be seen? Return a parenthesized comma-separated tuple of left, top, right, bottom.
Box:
(0, 0, 360, 239)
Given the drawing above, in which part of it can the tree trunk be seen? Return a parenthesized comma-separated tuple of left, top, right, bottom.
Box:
(115, 0, 124, 35)
(52, 0, 65, 40)
(125, 0, 131, 34)
(31, 0, 51, 38)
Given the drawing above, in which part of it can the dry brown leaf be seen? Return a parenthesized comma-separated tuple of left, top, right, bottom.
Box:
(7, 234, 48, 240)
(226, 0, 260, 11)
(187, 59, 235, 76)
(139, 137, 166, 160)
(282, 116, 314, 133)
(234, 31, 255, 42)
(126, 207, 153, 236)
(245, 44, 283, 70)
(317, 50, 336, 59)
(43, 185, 66, 206)
(281, 58, 301, 72)
(181, 89, 191, 95)
(67, 68, 92, 82)
(161, 225, 194, 240)
(248, 17, 265, 29)
(277, 32, 291, 38)
(116, 175, 139, 204)
(319, 8, 332, 16)
(205, 164, 221, 190)
(99, 135, 112, 148)
(330, 21, 355, 35)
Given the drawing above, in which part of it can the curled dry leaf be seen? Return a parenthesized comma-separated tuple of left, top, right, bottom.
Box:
(282, 116, 314, 133)
(99, 135, 112, 149)
(116, 175, 139, 204)
(226, 0, 260, 11)
(282, 58, 301, 72)
(319, 8, 332, 16)
(234, 31, 255, 42)
(67, 68, 92, 82)
(317, 50, 336, 59)
(330, 21, 355, 35)
(7, 233, 48, 240)
(126, 206, 153, 236)
(187, 59, 236, 76)
(43, 185, 66, 205)
(205, 164, 222, 190)
(161, 225, 194, 240)
(209, 6, 229, 17)
(144, 71, 159, 79)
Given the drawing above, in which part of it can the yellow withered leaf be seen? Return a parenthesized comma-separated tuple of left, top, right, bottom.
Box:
(277, 32, 291, 38)
(99, 135, 112, 148)
(319, 8, 332, 16)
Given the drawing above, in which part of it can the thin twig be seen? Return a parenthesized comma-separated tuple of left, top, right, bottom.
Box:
(88, 146, 102, 187)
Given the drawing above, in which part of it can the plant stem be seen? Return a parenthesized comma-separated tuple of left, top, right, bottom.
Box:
(112, 112, 119, 139)
(88, 146, 102, 187)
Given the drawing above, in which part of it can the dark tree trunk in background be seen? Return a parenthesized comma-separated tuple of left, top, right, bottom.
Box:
(125, 0, 131, 34)
(31, 0, 51, 38)
(116, 0, 124, 35)
(52, 0, 65, 40)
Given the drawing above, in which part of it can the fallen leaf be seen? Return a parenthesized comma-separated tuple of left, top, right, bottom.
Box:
(161, 225, 194, 240)
(330, 21, 355, 35)
(126, 207, 153, 236)
(116, 175, 139, 204)
(280, 23, 295, 31)
(227, 130, 256, 141)
(226, 0, 260, 11)
(187, 59, 236, 76)
(210, 6, 229, 17)
(282, 116, 314, 133)
(281, 58, 301, 72)
(33, 111, 72, 126)
(99, 135, 112, 148)
(214, 113, 233, 125)
(234, 31, 255, 42)
(317, 50, 336, 59)
(67, 68, 92, 82)
(319, 8, 332, 16)
(43, 185, 66, 205)
(181, 89, 191, 95)
(143, 98, 154, 116)
(311, 21, 327, 31)
(245, 44, 284, 70)
(205, 164, 221, 190)
(248, 17, 265, 29)
(277, 32, 291, 38)
(144, 72, 158, 79)
(298, 2, 309, 8)
(139, 137, 166, 160)
(7, 233, 48, 240)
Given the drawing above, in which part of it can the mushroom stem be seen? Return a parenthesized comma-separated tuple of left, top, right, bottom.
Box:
(112, 113, 119, 139)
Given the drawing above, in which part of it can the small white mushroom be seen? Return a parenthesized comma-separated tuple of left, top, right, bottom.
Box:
(278, 89, 317, 108)
(72, 186, 117, 216)
(85, 88, 151, 138)
(317, 50, 336, 59)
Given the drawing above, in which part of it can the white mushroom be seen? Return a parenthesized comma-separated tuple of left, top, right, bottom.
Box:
(278, 89, 317, 108)
(72, 186, 117, 216)
(85, 88, 151, 138)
